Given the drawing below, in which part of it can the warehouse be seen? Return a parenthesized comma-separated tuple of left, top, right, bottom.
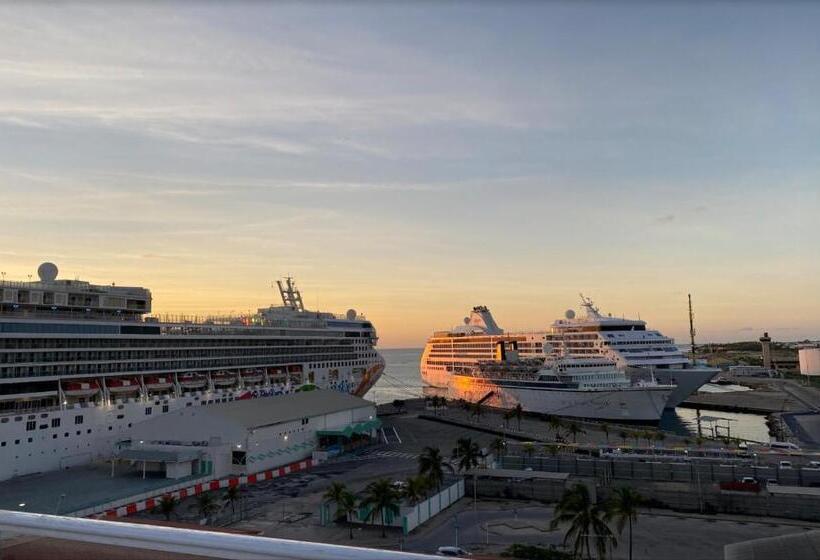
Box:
(116, 390, 379, 480)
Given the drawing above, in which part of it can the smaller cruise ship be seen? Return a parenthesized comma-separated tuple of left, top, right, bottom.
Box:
(539, 296, 719, 408)
(422, 308, 674, 422)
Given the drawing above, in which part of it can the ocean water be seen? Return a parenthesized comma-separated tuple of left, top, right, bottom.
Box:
(371, 347, 771, 442)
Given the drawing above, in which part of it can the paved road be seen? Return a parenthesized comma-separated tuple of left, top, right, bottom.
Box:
(402, 501, 818, 560)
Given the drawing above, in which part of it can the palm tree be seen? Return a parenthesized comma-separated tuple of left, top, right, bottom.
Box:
(452, 437, 482, 473)
(513, 403, 524, 431)
(543, 444, 560, 458)
(655, 432, 666, 447)
(522, 442, 535, 465)
(471, 402, 482, 422)
(490, 437, 506, 460)
(419, 446, 450, 490)
(601, 424, 610, 444)
(502, 409, 512, 429)
(155, 494, 178, 521)
(631, 431, 641, 447)
(361, 479, 401, 538)
(224, 485, 240, 514)
(550, 483, 616, 560)
(197, 492, 220, 522)
(324, 482, 359, 539)
(568, 422, 585, 443)
(403, 475, 430, 505)
(619, 430, 629, 447)
(549, 415, 563, 439)
(606, 486, 644, 560)
(642, 431, 654, 447)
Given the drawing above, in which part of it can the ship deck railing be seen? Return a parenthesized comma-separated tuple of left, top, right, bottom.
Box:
(0, 509, 436, 559)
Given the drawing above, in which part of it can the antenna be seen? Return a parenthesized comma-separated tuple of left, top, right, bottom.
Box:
(688, 293, 697, 365)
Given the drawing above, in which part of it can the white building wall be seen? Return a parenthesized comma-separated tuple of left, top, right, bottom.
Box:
(799, 348, 820, 376)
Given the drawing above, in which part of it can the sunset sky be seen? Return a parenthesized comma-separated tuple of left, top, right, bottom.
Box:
(1, 3, 818, 348)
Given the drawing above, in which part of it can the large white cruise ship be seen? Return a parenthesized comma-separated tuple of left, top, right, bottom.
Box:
(421, 307, 674, 422)
(0, 263, 384, 481)
(536, 296, 718, 408)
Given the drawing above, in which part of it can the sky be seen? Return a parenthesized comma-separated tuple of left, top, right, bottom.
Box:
(0, 2, 818, 348)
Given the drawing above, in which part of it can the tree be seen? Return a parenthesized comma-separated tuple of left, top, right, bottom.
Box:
(154, 494, 178, 521)
(619, 430, 629, 447)
(361, 479, 401, 538)
(632, 431, 641, 447)
(601, 424, 610, 444)
(550, 483, 616, 560)
(606, 486, 644, 560)
(514, 403, 524, 431)
(544, 444, 560, 458)
(522, 442, 535, 465)
(197, 492, 220, 522)
(549, 415, 563, 439)
(568, 422, 585, 444)
(419, 446, 450, 490)
(452, 437, 482, 473)
(655, 432, 666, 447)
(490, 437, 506, 460)
(392, 399, 405, 414)
(324, 482, 358, 539)
(403, 475, 430, 505)
(471, 402, 482, 422)
(224, 485, 241, 514)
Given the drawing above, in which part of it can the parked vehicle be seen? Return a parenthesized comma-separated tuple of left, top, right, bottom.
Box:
(437, 546, 471, 557)
(779, 461, 793, 469)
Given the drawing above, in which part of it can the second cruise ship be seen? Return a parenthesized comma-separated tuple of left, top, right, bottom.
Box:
(421, 307, 675, 421)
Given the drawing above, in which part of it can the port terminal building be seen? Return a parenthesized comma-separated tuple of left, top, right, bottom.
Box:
(116, 390, 379, 480)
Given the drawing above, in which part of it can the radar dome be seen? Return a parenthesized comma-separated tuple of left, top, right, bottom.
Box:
(464, 317, 470, 325)
(346, 309, 357, 321)
(564, 309, 576, 320)
(37, 262, 58, 282)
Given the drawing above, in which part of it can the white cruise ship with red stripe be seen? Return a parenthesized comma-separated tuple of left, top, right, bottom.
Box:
(0, 263, 384, 482)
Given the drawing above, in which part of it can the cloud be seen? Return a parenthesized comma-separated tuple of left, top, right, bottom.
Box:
(655, 214, 676, 224)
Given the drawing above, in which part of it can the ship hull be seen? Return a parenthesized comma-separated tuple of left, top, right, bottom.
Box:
(446, 375, 673, 422)
(625, 366, 719, 408)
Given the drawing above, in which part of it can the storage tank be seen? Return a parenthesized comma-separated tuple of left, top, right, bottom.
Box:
(798, 347, 820, 376)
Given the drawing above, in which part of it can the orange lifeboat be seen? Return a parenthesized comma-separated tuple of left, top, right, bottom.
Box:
(211, 371, 237, 386)
(106, 377, 140, 395)
(63, 380, 100, 398)
(144, 375, 174, 391)
(241, 369, 264, 385)
(178, 373, 207, 389)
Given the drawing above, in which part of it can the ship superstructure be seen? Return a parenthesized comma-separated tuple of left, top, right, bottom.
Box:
(0, 263, 384, 481)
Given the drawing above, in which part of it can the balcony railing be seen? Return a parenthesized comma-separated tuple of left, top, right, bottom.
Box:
(0, 509, 437, 560)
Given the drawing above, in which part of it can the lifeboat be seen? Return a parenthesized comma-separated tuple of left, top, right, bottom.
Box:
(106, 377, 140, 394)
(241, 369, 264, 385)
(63, 380, 100, 398)
(211, 371, 237, 386)
(144, 375, 174, 391)
(178, 373, 207, 389)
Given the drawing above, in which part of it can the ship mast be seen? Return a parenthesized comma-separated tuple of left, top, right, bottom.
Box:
(688, 293, 697, 365)
(276, 277, 305, 312)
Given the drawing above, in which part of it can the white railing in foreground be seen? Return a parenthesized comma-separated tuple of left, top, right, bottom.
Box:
(0, 510, 436, 560)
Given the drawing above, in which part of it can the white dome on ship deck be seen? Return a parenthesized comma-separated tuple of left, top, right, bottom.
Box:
(37, 262, 58, 282)
(346, 309, 357, 320)
(565, 309, 576, 319)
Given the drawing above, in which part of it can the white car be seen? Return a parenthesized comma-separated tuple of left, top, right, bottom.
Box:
(779, 461, 793, 469)
(436, 546, 471, 557)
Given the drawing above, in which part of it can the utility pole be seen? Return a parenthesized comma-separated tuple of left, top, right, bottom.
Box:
(688, 294, 697, 365)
